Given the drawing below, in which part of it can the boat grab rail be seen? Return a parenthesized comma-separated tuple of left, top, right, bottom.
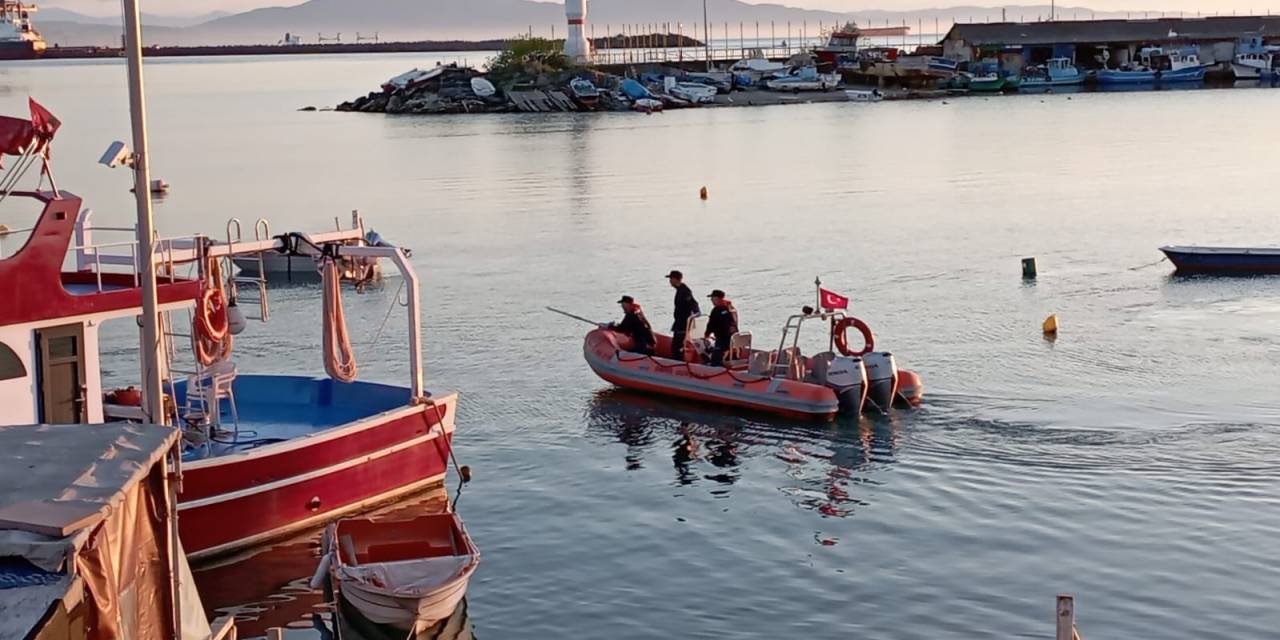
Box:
(0, 224, 37, 258)
(615, 347, 771, 385)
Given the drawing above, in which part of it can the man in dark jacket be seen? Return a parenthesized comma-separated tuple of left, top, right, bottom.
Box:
(667, 270, 700, 360)
(609, 296, 656, 355)
(704, 290, 738, 367)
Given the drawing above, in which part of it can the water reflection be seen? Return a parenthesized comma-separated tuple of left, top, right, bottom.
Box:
(586, 388, 902, 518)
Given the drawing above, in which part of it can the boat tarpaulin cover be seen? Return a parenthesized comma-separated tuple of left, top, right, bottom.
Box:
(0, 423, 210, 640)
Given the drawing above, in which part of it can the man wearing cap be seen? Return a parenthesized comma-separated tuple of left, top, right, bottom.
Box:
(609, 296, 656, 356)
(667, 270, 700, 361)
(704, 290, 738, 367)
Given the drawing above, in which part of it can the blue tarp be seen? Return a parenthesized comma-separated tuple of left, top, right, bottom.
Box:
(619, 79, 651, 100)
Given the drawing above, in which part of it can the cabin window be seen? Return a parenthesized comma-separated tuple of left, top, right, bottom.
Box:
(0, 343, 25, 381)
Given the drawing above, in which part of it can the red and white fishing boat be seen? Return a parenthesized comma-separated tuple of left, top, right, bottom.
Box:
(0, 99, 460, 560)
(579, 285, 923, 420)
(322, 512, 479, 633)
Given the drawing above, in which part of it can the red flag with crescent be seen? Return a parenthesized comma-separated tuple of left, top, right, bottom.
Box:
(29, 98, 61, 143)
(820, 288, 849, 310)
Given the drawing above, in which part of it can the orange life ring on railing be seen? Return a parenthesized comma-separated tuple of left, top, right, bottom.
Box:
(833, 317, 875, 357)
(197, 288, 229, 343)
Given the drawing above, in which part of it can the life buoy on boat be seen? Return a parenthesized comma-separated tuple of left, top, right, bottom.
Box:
(197, 287, 229, 342)
(833, 317, 875, 357)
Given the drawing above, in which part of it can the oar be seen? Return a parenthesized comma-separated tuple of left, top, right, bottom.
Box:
(546, 306, 603, 326)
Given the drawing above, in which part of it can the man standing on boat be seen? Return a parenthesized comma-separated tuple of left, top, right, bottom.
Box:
(668, 270, 700, 361)
(610, 296, 656, 356)
(705, 290, 738, 367)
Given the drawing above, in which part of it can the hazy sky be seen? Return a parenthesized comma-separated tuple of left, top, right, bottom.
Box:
(51, 0, 1280, 17)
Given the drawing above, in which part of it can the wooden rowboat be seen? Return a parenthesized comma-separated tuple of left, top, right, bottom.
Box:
(326, 513, 480, 633)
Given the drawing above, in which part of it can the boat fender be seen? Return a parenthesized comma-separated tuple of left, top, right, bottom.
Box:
(197, 287, 230, 342)
(833, 317, 875, 357)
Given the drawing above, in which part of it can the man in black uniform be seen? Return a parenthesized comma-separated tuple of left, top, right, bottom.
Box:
(609, 296, 656, 356)
(667, 270, 700, 360)
(704, 289, 738, 367)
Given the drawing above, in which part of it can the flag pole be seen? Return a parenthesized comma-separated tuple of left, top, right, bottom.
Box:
(122, 0, 166, 429)
(814, 276, 821, 312)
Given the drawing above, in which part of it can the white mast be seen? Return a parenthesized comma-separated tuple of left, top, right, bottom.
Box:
(563, 0, 590, 63)
(122, 0, 166, 428)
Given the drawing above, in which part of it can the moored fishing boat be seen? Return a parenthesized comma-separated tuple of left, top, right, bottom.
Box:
(0, 101, 462, 561)
(575, 285, 923, 420)
(1021, 57, 1085, 88)
(1160, 245, 1280, 275)
(1097, 47, 1206, 85)
(323, 512, 479, 634)
(1231, 51, 1279, 80)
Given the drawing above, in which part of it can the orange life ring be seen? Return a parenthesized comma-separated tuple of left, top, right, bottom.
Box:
(197, 288, 229, 342)
(833, 317, 875, 357)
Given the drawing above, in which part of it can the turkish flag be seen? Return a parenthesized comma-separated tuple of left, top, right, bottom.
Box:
(820, 288, 849, 310)
(28, 98, 61, 142)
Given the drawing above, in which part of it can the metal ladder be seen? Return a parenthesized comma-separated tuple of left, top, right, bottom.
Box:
(226, 218, 272, 322)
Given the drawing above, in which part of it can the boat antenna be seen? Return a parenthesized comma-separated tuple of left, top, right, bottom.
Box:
(122, 0, 166, 429)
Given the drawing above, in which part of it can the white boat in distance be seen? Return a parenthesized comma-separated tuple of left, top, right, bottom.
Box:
(670, 82, 717, 104)
(1232, 51, 1279, 79)
(845, 89, 884, 102)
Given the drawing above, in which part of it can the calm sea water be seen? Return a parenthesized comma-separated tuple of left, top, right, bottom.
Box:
(4, 53, 1280, 639)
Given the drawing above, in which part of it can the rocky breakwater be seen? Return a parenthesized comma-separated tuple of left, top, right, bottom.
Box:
(337, 63, 511, 115)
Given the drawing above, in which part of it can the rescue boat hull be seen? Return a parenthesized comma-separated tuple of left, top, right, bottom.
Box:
(584, 329, 840, 420)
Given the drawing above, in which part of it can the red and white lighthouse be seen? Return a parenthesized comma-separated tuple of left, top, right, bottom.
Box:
(564, 0, 590, 63)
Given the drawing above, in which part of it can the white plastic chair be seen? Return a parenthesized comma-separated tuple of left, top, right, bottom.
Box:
(187, 361, 240, 435)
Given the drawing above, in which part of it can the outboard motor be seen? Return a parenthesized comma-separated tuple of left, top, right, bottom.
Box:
(825, 356, 868, 414)
(862, 351, 899, 411)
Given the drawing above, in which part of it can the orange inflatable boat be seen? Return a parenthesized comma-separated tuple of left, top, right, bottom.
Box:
(583, 310, 923, 420)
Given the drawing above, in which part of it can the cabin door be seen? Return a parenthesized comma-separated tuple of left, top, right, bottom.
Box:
(37, 324, 87, 424)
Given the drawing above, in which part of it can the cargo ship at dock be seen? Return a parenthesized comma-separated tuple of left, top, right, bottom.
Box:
(0, 1, 44, 60)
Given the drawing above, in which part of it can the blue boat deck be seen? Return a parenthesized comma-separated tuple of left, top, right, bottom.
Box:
(174, 374, 414, 461)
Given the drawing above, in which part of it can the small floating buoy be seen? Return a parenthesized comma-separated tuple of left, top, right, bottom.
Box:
(1043, 314, 1059, 336)
(459, 465, 473, 482)
(699, 186, 709, 200)
(1022, 257, 1038, 280)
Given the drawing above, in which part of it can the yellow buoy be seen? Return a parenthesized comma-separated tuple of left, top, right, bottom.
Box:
(699, 186, 709, 200)
(1043, 314, 1059, 335)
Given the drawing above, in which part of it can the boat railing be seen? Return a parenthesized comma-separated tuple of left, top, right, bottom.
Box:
(0, 224, 36, 259)
(71, 209, 204, 291)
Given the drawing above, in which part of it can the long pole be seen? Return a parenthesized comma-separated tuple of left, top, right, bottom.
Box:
(125, 8, 177, 640)
(703, 0, 711, 70)
(123, 0, 166, 430)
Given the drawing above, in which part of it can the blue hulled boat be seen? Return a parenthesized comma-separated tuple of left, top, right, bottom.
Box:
(1160, 246, 1280, 275)
(1021, 58, 1085, 88)
(1098, 47, 1206, 85)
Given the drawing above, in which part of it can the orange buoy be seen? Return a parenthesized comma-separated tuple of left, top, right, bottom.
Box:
(699, 186, 709, 200)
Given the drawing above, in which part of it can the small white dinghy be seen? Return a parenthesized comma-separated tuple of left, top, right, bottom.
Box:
(324, 512, 480, 633)
(471, 77, 497, 98)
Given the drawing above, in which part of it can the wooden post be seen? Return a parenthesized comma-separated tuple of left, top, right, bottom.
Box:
(1057, 595, 1077, 640)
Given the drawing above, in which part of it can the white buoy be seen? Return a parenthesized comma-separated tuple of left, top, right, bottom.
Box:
(563, 0, 591, 64)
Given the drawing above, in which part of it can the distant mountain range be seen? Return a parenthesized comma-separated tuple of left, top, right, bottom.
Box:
(35, 1, 1135, 47)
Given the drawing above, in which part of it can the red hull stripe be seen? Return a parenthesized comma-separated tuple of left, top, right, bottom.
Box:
(593, 365, 835, 420)
(180, 432, 451, 557)
(182, 404, 443, 501)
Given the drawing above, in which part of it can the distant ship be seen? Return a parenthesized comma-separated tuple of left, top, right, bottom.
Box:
(1, 1, 45, 60)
